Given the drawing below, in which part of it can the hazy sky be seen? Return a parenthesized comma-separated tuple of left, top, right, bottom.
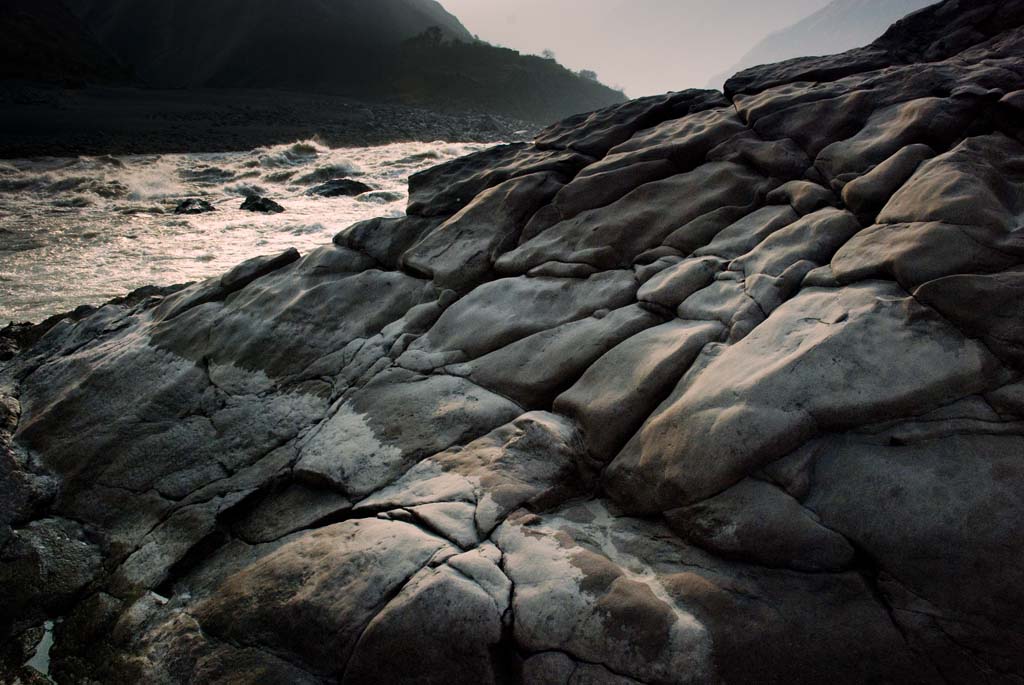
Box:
(440, 0, 832, 96)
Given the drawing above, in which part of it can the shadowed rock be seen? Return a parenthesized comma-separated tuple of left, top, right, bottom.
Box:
(3, 1, 1024, 681)
(240, 195, 285, 213)
(173, 198, 216, 214)
(306, 179, 374, 197)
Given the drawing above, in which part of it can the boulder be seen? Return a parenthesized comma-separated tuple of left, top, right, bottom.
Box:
(173, 198, 216, 214)
(305, 179, 374, 197)
(239, 195, 285, 213)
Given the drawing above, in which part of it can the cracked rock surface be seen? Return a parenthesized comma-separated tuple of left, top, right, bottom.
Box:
(3, 1, 1024, 682)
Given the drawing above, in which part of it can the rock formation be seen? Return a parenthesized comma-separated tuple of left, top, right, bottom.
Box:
(2, 0, 1024, 682)
(708, 0, 937, 89)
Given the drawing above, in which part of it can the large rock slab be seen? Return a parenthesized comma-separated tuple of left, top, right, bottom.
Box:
(805, 434, 1024, 681)
(497, 163, 770, 273)
(554, 321, 723, 463)
(605, 282, 1008, 513)
(407, 271, 637, 360)
(4, 2, 1024, 680)
(448, 304, 661, 407)
(356, 411, 587, 536)
(403, 172, 564, 292)
(535, 89, 730, 157)
(407, 143, 591, 218)
(294, 368, 523, 499)
(191, 519, 455, 676)
(494, 501, 934, 685)
(877, 134, 1024, 230)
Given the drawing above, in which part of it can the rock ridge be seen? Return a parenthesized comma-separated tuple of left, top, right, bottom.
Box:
(2, 1, 1024, 682)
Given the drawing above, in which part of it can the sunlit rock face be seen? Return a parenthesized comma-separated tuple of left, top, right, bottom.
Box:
(3, 1, 1024, 682)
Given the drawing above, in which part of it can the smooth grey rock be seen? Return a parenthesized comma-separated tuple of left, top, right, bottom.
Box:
(766, 180, 839, 215)
(806, 433, 1024, 677)
(693, 205, 799, 260)
(555, 320, 723, 462)
(344, 563, 506, 684)
(403, 172, 563, 292)
(409, 271, 637, 360)
(233, 484, 352, 544)
(407, 143, 590, 218)
(815, 97, 975, 179)
(832, 220, 1024, 290)
(334, 215, 439, 269)
(664, 477, 855, 572)
(606, 282, 1008, 513)
(637, 257, 724, 311)
(498, 163, 770, 273)
(495, 500, 932, 685)
(914, 267, 1024, 368)
(535, 89, 729, 158)
(357, 412, 587, 535)
(878, 134, 1024, 231)
(192, 519, 455, 675)
(220, 248, 300, 293)
(732, 207, 862, 278)
(294, 368, 522, 498)
(841, 143, 936, 217)
(449, 304, 661, 407)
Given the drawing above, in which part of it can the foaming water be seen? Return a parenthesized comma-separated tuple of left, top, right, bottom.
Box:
(0, 139, 493, 322)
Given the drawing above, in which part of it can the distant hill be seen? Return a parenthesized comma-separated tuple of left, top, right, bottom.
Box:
(0, 0, 127, 84)
(42, 0, 624, 123)
(60, 0, 474, 89)
(389, 34, 626, 124)
(710, 0, 937, 88)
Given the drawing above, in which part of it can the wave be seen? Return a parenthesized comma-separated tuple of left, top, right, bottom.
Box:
(255, 139, 330, 168)
(48, 176, 131, 199)
(294, 162, 365, 184)
(386, 150, 443, 166)
(53, 195, 95, 208)
(179, 165, 237, 184)
(356, 190, 404, 204)
(223, 182, 267, 197)
(288, 223, 333, 236)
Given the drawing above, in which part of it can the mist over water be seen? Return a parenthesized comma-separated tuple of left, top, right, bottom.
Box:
(0, 139, 494, 323)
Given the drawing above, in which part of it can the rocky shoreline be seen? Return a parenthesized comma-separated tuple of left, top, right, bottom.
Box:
(2, 0, 1024, 682)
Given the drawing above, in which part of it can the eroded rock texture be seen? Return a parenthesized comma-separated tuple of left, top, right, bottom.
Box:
(3, 1, 1024, 682)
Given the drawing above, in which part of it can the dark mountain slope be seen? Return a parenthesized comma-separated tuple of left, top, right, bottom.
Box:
(0, 0, 128, 84)
(50, 0, 625, 123)
(61, 0, 474, 89)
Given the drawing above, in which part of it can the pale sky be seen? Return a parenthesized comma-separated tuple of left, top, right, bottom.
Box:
(439, 0, 832, 97)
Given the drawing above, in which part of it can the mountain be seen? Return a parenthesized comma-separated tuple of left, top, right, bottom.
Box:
(60, 0, 474, 89)
(4, 0, 1024, 682)
(0, 0, 128, 84)
(47, 0, 625, 123)
(709, 0, 937, 88)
